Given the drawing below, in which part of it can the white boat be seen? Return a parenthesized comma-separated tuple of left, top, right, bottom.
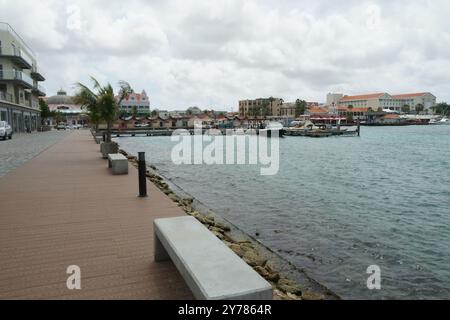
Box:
(430, 117, 450, 125)
(439, 117, 450, 124)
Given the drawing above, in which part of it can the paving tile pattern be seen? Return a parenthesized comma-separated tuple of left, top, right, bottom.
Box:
(0, 130, 70, 177)
(0, 130, 193, 300)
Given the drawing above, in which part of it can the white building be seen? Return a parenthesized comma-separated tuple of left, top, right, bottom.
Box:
(0, 22, 45, 132)
(117, 90, 150, 115)
(46, 89, 87, 126)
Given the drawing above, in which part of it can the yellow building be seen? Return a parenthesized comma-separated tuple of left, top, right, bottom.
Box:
(239, 98, 283, 117)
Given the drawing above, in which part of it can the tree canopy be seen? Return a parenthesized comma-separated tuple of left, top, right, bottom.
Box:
(74, 77, 133, 142)
(433, 103, 450, 116)
(295, 99, 307, 117)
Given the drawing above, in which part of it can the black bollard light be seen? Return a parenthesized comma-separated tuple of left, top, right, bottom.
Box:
(138, 152, 148, 198)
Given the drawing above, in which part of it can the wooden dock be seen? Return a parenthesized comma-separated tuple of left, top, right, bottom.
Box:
(285, 127, 360, 138)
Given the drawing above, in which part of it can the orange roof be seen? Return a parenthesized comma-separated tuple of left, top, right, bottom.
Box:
(340, 93, 385, 101)
(308, 107, 329, 114)
(391, 93, 428, 99)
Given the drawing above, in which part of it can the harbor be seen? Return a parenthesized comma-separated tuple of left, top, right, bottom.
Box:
(115, 124, 450, 300)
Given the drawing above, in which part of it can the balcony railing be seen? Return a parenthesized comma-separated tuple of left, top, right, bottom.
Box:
(31, 65, 45, 81)
(0, 91, 14, 103)
(0, 45, 34, 69)
(0, 69, 34, 88)
(32, 84, 46, 96)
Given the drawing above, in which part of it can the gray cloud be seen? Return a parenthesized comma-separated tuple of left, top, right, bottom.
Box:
(1, 0, 449, 110)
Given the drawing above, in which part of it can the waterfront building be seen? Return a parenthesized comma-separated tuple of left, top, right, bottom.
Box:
(187, 114, 214, 128)
(391, 93, 437, 112)
(327, 92, 437, 113)
(46, 89, 87, 126)
(306, 106, 329, 117)
(279, 102, 296, 117)
(0, 22, 45, 132)
(240, 98, 323, 119)
(117, 90, 150, 115)
(239, 98, 283, 117)
(169, 110, 188, 117)
(337, 106, 370, 122)
(153, 110, 170, 118)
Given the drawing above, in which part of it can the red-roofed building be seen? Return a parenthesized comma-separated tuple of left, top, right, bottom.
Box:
(327, 92, 436, 113)
(307, 107, 329, 116)
(337, 106, 370, 122)
(391, 92, 436, 112)
(117, 90, 150, 115)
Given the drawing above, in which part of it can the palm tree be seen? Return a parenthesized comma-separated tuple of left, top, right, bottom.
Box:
(131, 106, 138, 119)
(415, 104, 424, 115)
(401, 105, 410, 114)
(74, 77, 133, 142)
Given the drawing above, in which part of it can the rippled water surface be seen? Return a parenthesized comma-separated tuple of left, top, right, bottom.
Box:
(116, 126, 450, 299)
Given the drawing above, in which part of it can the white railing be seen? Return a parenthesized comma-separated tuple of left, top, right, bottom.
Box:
(0, 45, 34, 67)
(32, 64, 45, 76)
(35, 84, 46, 95)
(0, 69, 34, 87)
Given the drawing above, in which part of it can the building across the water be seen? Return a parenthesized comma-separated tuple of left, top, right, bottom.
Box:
(117, 90, 150, 115)
(326, 92, 437, 113)
(0, 22, 46, 132)
(46, 89, 88, 126)
(238, 98, 285, 117)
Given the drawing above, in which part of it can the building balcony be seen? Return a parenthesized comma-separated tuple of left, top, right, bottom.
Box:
(31, 65, 45, 81)
(0, 70, 34, 89)
(32, 84, 46, 97)
(0, 91, 14, 103)
(0, 46, 33, 69)
(0, 23, 35, 69)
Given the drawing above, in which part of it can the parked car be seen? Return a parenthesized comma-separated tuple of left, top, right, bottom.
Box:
(0, 121, 13, 140)
(56, 123, 67, 130)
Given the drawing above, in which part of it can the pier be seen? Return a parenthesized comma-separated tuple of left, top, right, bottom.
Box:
(0, 130, 192, 299)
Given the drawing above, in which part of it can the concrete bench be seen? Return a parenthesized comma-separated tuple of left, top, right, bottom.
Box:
(107, 154, 128, 175)
(154, 216, 273, 300)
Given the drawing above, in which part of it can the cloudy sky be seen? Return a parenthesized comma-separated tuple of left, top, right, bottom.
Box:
(1, 0, 449, 110)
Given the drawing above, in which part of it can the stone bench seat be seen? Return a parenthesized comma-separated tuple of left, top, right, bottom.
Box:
(154, 216, 273, 300)
(107, 153, 128, 175)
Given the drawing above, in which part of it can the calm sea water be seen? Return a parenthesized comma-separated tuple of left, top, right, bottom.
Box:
(115, 126, 450, 299)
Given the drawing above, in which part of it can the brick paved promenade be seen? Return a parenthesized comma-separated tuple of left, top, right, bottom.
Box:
(0, 130, 192, 299)
(0, 131, 70, 178)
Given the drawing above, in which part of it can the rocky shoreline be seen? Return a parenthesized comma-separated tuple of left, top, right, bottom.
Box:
(119, 147, 339, 300)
